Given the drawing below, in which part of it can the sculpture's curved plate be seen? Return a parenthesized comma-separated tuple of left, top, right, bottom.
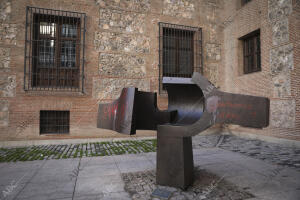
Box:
(158, 72, 270, 137)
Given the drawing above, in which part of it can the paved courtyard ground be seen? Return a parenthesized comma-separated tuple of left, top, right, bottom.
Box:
(0, 134, 299, 200)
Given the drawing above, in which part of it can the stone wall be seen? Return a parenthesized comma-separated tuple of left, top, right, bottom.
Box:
(93, 78, 150, 100)
(270, 100, 295, 128)
(163, 0, 195, 19)
(202, 0, 222, 87)
(95, 0, 150, 12)
(99, 9, 146, 33)
(0, 75, 16, 97)
(93, 0, 151, 101)
(98, 53, 146, 78)
(94, 32, 150, 54)
(0, 0, 13, 135)
(0, 47, 10, 71)
(0, 100, 9, 127)
(270, 43, 293, 97)
(268, 0, 296, 129)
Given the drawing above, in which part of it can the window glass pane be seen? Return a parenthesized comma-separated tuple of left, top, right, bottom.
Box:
(39, 22, 56, 37)
(163, 49, 176, 75)
(244, 56, 248, 73)
(60, 40, 76, 68)
(242, 31, 260, 73)
(38, 39, 55, 67)
(61, 24, 77, 38)
(178, 50, 193, 75)
(178, 36, 193, 76)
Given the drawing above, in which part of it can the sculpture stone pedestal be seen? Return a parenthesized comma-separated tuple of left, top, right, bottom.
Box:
(156, 134, 194, 189)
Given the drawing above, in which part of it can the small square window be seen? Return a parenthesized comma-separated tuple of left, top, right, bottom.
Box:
(240, 30, 261, 74)
(40, 110, 70, 134)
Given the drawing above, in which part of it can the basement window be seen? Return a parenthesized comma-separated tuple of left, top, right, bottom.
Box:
(40, 110, 70, 134)
(239, 29, 261, 74)
(24, 7, 86, 92)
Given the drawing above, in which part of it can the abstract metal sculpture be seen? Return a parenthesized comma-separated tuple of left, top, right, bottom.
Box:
(97, 72, 269, 189)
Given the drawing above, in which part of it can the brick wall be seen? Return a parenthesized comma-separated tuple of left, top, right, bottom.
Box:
(220, 0, 300, 140)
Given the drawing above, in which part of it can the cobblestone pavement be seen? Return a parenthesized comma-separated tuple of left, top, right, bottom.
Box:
(1, 133, 300, 173)
(0, 139, 156, 162)
(193, 134, 300, 172)
(122, 169, 253, 200)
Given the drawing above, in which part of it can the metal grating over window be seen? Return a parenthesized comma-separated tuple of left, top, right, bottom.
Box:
(158, 22, 202, 93)
(24, 7, 86, 92)
(40, 110, 70, 134)
(240, 29, 261, 74)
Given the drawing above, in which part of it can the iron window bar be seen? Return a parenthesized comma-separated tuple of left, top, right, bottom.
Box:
(24, 6, 86, 92)
(158, 22, 202, 93)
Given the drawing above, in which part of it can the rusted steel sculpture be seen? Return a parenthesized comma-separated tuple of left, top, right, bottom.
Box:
(97, 72, 269, 189)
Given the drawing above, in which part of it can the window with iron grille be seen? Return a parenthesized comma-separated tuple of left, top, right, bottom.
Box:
(241, 0, 252, 6)
(158, 23, 202, 93)
(240, 30, 261, 74)
(40, 110, 70, 134)
(24, 7, 86, 92)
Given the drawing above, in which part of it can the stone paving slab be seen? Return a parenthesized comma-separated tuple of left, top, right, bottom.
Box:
(74, 175, 125, 198)
(15, 180, 75, 200)
(193, 134, 300, 171)
(0, 146, 299, 199)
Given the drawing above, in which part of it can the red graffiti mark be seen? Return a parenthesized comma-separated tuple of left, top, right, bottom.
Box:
(119, 103, 127, 119)
(111, 103, 118, 116)
(103, 105, 110, 120)
(218, 102, 253, 110)
(218, 112, 240, 120)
